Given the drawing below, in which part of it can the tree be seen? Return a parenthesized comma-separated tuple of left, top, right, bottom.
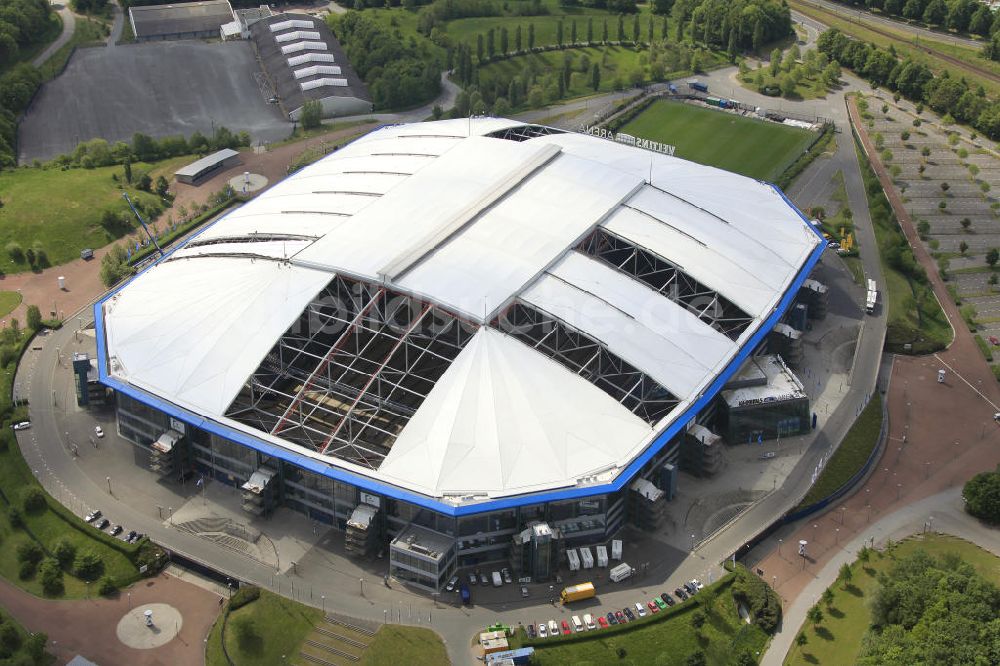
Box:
(691, 610, 706, 628)
(137, 173, 152, 192)
(685, 652, 707, 666)
(807, 604, 823, 630)
(515, 25, 522, 51)
(20, 487, 45, 514)
(839, 562, 853, 589)
(0, 623, 20, 655)
(528, 23, 535, 49)
(633, 14, 640, 42)
(796, 632, 808, 648)
(587, 18, 593, 43)
(617, 14, 625, 42)
(986, 248, 999, 268)
(923, 0, 947, 26)
(735, 652, 757, 666)
(6, 241, 23, 263)
(123, 157, 132, 184)
(155, 175, 169, 197)
(591, 63, 601, 91)
(858, 545, 872, 564)
(39, 557, 63, 596)
(26, 305, 41, 331)
(822, 587, 835, 608)
(770, 48, 782, 76)
(556, 20, 563, 46)
(74, 551, 104, 582)
(300, 99, 322, 130)
(16, 542, 42, 566)
(602, 18, 609, 43)
(959, 241, 969, 255)
(500, 26, 508, 53)
(961, 217, 971, 231)
(941, 181, 950, 192)
(963, 467, 1000, 523)
(52, 538, 77, 568)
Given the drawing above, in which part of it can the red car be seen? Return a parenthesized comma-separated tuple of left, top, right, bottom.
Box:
(990, 336, 999, 346)
(597, 616, 608, 628)
(647, 600, 659, 613)
(615, 610, 626, 624)
(561, 620, 571, 635)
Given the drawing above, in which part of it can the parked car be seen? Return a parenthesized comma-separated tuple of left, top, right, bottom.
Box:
(125, 530, 138, 543)
(502, 568, 513, 584)
(654, 597, 667, 610)
(445, 576, 458, 592)
(94, 426, 104, 438)
(660, 592, 675, 606)
(129, 532, 145, 544)
(548, 620, 559, 636)
(479, 572, 488, 585)
(990, 336, 999, 346)
(110, 524, 123, 536)
(527, 623, 536, 639)
(583, 614, 595, 630)
(468, 573, 477, 586)
(11, 421, 30, 431)
(561, 620, 571, 635)
(647, 600, 659, 613)
(537, 622, 547, 638)
(520, 586, 529, 598)
(635, 602, 647, 617)
(683, 582, 697, 596)
(607, 611, 618, 625)
(84, 509, 102, 523)
(95, 518, 110, 530)
(597, 616, 608, 629)
(690, 579, 704, 592)
(623, 607, 635, 621)
(675, 587, 688, 601)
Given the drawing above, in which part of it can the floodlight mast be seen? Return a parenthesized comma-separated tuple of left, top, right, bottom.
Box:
(122, 192, 164, 258)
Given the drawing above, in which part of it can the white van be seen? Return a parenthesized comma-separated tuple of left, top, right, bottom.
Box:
(583, 614, 596, 630)
(491, 571, 502, 587)
(635, 602, 647, 617)
(571, 615, 584, 632)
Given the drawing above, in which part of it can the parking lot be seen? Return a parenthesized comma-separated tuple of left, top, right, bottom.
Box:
(18, 41, 290, 162)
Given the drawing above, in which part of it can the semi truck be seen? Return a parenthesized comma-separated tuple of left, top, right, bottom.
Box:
(560, 582, 596, 604)
(687, 79, 708, 93)
(866, 279, 877, 314)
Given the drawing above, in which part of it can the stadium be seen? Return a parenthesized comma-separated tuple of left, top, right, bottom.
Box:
(95, 118, 824, 591)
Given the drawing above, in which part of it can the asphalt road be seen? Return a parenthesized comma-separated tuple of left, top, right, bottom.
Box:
(32, 2, 75, 68)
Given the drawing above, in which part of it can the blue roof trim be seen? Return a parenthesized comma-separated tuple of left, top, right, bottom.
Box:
(96, 156, 823, 518)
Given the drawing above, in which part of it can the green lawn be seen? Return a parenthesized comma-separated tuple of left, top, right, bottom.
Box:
(361, 626, 449, 666)
(0, 291, 22, 317)
(797, 393, 882, 509)
(221, 590, 322, 666)
(518, 575, 769, 666)
(784, 534, 1000, 665)
(0, 164, 166, 273)
(620, 100, 816, 182)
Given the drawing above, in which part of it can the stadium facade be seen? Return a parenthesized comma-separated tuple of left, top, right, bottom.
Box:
(96, 118, 824, 591)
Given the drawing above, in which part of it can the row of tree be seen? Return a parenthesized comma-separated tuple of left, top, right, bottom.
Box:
(671, 0, 792, 53)
(48, 128, 249, 170)
(0, 0, 52, 167)
(826, 0, 1000, 38)
(329, 12, 442, 110)
(0, 0, 53, 63)
(818, 29, 1000, 138)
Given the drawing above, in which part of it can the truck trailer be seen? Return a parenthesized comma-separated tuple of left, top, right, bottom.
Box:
(560, 582, 596, 604)
(609, 562, 635, 583)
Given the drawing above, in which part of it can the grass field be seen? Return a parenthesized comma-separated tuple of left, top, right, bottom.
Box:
(361, 626, 449, 666)
(0, 164, 165, 274)
(620, 100, 816, 181)
(797, 393, 882, 508)
(784, 534, 1000, 665)
(0, 291, 22, 317)
(518, 575, 769, 666)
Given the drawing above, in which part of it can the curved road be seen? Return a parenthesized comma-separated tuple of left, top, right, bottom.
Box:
(32, 2, 75, 68)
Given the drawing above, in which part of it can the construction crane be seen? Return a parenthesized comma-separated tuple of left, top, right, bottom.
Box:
(122, 192, 164, 258)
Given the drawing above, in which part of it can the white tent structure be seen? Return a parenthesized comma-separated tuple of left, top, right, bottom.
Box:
(100, 118, 821, 510)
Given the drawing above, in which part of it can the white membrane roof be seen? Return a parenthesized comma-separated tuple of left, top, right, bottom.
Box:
(102, 118, 820, 502)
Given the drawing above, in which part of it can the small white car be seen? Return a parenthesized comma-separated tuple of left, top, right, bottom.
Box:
(548, 620, 558, 636)
(445, 576, 458, 592)
(11, 421, 30, 431)
(94, 426, 104, 438)
(635, 602, 647, 617)
(537, 621, 547, 638)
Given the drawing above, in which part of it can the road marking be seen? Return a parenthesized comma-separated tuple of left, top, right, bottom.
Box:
(933, 353, 1000, 412)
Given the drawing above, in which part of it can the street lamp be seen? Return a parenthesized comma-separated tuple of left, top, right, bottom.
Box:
(106, 476, 112, 494)
(360, 578, 365, 597)
(840, 506, 846, 524)
(321, 595, 325, 612)
(778, 538, 783, 556)
(896, 483, 902, 500)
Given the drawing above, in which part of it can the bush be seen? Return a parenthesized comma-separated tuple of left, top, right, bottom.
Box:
(98, 575, 118, 596)
(38, 558, 63, 596)
(19, 487, 46, 514)
(228, 584, 260, 611)
(52, 538, 77, 569)
(963, 467, 1000, 523)
(0, 622, 21, 657)
(73, 551, 104, 582)
(18, 560, 36, 580)
(15, 542, 42, 566)
(5, 242, 24, 264)
(731, 566, 781, 633)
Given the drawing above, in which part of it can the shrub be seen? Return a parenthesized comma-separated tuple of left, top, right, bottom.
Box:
(15, 542, 42, 566)
(8, 506, 24, 528)
(38, 558, 64, 596)
(228, 584, 260, 611)
(0, 623, 21, 657)
(18, 560, 36, 580)
(5, 242, 24, 263)
(20, 487, 46, 514)
(52, 538, 77, 568)
(98, 575, 118, 596)
(74, 551, 104, 582)
(963, 467, 1000, 523)
(731, 566, 781, 633)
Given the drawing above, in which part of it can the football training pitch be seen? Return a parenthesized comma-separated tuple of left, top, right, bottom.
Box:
(620, 100, 815, 182)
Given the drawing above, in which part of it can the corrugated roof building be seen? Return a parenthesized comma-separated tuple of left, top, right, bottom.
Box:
(129, 0, 235, 42)
(249, 14, 370, 121)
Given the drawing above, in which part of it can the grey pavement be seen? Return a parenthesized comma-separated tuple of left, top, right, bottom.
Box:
(760, 486, 1000, 666)
(32, 2, 75, 68)
(109, 0, 123, 47)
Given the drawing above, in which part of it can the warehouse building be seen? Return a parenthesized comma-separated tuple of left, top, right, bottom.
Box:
(96, 118, 823, 592)
(129, 0, 235, 42)
(249, 14, 371, 121)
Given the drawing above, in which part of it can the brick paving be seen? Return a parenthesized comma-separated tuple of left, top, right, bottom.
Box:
(0, 572, 221, 666)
